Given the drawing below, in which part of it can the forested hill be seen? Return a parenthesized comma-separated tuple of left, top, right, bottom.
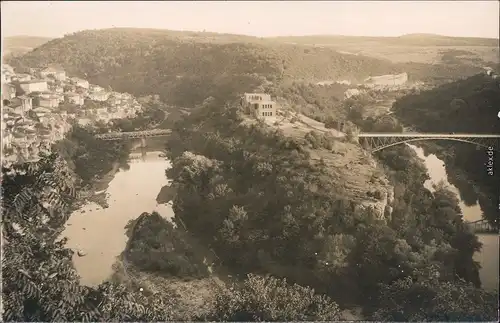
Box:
(394, 74, 500, 133)
(393, 73, 500, 228)
(6, 28, 482, 108)
(7, 29, 397, 107)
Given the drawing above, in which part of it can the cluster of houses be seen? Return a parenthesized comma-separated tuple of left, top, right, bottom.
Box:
(1, 64, 145, 165)
(241, 92, 278, 119)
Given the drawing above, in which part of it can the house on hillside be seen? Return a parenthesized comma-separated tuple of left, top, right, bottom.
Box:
(18, 80, 48, 94)
(241, 93, 277, 118)
(242, 92, 272, 105)
(250, 100, 277, 118)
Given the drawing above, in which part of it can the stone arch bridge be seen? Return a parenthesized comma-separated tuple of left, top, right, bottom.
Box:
(95, 129, 172, 147)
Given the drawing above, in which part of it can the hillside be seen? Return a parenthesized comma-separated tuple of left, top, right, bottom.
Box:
(7, 28, 485, 108)
(163, 96, 496, 320)
(2, 35, 53, 56)
(270, 34, 499, 65)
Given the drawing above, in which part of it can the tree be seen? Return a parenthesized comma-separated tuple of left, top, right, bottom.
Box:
(209, 274, 341, 321)
(373, 265, 498, 321)
(1, 153, 175, 322)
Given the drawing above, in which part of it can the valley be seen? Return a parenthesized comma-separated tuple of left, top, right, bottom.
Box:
(2, 14, 499, 323)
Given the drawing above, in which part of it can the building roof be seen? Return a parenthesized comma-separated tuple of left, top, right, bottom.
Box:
(71, 77, 88, 83)
(40, 95, 60, 100)
(32, 107, 52, 113)
(65, 92, 82, 97)
(19, 79, 47, 85)
(42, 66, 65, 73)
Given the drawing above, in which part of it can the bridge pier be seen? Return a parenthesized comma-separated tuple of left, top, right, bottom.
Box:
(140, 136, 147, 148)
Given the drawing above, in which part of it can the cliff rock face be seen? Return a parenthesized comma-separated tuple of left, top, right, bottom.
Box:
(357, 184, 395, 221)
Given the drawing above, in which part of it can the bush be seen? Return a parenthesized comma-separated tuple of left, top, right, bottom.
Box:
(209, 274, 341, 321)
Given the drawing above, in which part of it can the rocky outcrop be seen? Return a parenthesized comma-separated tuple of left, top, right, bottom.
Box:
(357, 184, 395, 222)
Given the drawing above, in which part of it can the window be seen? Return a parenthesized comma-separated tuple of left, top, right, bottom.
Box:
(262, 112, 266, 116)
(269, 112, 273, 116)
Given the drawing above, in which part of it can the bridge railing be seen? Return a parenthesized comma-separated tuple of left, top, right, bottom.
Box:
(95, 129, 172, 140)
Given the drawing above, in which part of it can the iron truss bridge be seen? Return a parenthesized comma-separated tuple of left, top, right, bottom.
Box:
(358, 133, 500, 152)
(465, 219, 498, 234)
(95, 129, 172, 140)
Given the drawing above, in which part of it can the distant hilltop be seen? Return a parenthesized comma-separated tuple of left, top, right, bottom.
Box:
(3, 36, 53, 57)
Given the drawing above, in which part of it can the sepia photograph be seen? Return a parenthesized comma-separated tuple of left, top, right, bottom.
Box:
(1, 1, 499, 321)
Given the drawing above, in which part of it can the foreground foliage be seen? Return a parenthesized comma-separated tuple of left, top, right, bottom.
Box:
(210, 274, 341, 321)
(373, 265, 498, 321)
(1, 154, 174, 321)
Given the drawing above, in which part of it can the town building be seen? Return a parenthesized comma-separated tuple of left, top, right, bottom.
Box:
(70, 77, 90, 89)
(65, 92, 85, 106)
(2, 64, 14, 74)
(88, 91, 110, 102)
(18, 80, 48, 94)
(89, 84, 105, 92)
(15, 74, 32, 82)
(50, 85, 64, 94)
(2, 83, 17, 101)
(8, 96, 33, 116)
(37, 95, 60, 109)
(364, 73, 409, 89)
(40, 67, 67, 81)
(2, 130, 13, 149)
(28, 67, 41, 77)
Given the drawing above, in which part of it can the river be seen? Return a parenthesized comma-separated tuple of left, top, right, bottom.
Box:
(409, 144, 499, 292)
(61, 149, 174, 286)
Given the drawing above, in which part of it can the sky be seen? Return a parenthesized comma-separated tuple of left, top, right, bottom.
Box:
(2, 1, 499, 39)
